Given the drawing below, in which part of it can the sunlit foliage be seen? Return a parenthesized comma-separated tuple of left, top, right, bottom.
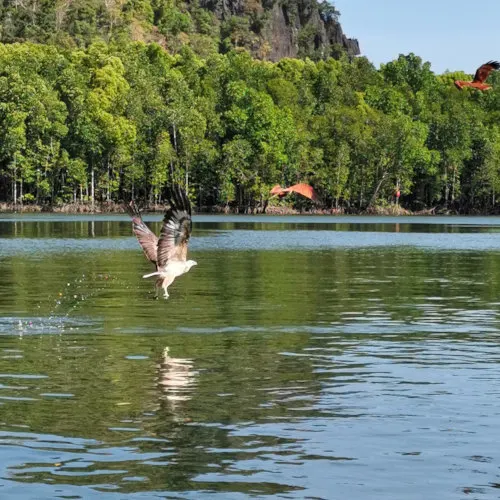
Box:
(0, 43, 499, 213)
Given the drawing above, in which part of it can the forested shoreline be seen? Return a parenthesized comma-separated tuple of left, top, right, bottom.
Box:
(1, 40, 500, 214)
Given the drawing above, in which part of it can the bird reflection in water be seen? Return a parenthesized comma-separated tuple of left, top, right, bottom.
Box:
(157, 346, 197, 418)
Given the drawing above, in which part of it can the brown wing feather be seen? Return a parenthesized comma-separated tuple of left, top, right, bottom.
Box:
(283, 183, 319, 202)
(157, 185, 193, 267)
(126, 201, 158, 264)
(473, 60, 500, 83)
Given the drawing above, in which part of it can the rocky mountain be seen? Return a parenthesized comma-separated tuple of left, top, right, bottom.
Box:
(198, 0, 360, 61)
(0, 0, 360, 61)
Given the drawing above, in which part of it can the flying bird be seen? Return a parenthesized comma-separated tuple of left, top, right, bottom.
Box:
(126, 185, 196, 299)
(454, 61, 500, 91)
(270, 183, 319, 202)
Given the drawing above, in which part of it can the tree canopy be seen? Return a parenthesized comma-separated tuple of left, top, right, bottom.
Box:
(0, 34, 499, 212)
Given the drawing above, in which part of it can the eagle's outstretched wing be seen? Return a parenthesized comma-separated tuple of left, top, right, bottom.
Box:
(283, 183, 320, 202)
(126, 201, 158, 264)
(473, 61, 500, 84)
(157, 185, 192, 268)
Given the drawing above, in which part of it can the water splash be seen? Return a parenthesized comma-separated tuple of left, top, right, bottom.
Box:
(3, 273, 107, 336)
(0, 316, 100, 336)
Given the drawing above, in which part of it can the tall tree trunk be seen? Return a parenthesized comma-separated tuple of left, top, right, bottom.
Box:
(36, 169, 40, 205)
(107, 157, 111, 202)
(335, 167, 340, 209)
(91, 167, 95, 212)
(367, 170, 388, 210)
(12, 159, 17, 206)
(444, 165, 449, 207)
(171, 123, 177, 183)
(359, 166, 364, 209)
(451, 166, 456, 203)
(169, 159, 174, 181)
(172, 123, 178, 152)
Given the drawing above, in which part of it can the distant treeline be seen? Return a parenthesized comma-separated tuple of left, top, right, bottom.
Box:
(0, 41, 499, 213)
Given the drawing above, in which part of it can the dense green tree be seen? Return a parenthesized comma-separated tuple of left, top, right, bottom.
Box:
(0, 36, 499, 214)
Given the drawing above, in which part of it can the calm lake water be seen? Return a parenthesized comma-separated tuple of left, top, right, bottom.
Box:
(1, 214, 500, 499)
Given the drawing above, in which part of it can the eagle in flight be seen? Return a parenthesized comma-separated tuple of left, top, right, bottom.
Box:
(127, 185, 196, 299)
(454, 61, 500, 91)
(270, 183, 319, 202)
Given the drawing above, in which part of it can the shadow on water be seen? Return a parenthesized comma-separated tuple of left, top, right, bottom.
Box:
(1, 215, 500, 498)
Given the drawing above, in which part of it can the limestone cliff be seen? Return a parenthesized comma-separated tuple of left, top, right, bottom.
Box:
(0, 0, 359, 62)
(197, 0, 360, 61)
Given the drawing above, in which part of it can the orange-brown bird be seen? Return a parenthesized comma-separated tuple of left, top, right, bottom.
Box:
(270, 183, 319, 202)
(454, 61, 500, 91)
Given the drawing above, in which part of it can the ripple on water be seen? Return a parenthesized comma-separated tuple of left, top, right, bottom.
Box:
(2, 217, 500, 498)
(3, 229, 500, 258)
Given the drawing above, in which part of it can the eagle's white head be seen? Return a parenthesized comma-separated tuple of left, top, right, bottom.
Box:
(185, 260, 197, 272)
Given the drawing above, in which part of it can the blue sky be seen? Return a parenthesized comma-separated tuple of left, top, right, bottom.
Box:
(334, 0, 499, 74)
